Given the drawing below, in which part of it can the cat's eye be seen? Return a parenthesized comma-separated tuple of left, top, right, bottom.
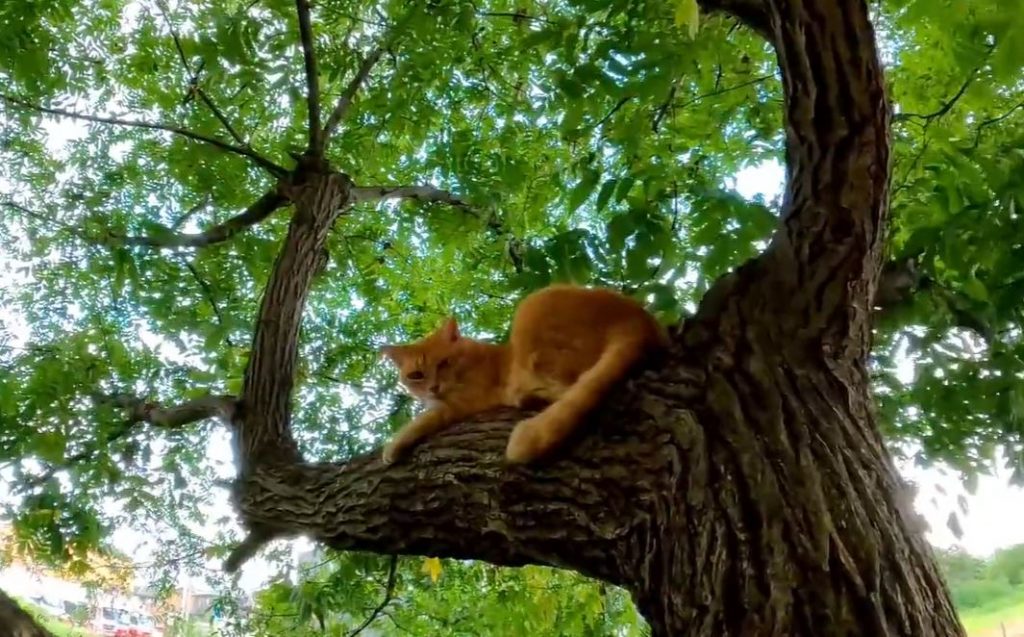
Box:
(406, 371, 425, 381)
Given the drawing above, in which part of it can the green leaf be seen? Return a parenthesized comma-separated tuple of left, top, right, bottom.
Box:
(567, 169, 600, 214)
(596, 179, 617, 212)
(674, 0, 700, 38)
(36, 431, 66, 464)
(962, 276, 989, 302)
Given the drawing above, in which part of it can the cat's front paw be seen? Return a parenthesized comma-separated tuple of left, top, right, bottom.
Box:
(505, 415, 552, 464)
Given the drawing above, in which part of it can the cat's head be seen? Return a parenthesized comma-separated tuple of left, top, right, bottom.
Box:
(380, 318, 461, 403)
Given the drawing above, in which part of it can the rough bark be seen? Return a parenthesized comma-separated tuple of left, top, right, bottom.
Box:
(214, 0, 965, 635)
(238, 171, 352, 467)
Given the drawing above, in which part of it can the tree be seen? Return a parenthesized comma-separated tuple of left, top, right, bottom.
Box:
(2, 0, 1023, 635)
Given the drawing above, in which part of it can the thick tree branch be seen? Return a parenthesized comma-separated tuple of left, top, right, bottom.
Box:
(237, 173, 353, 467)
(0, 94, 286, 177)
(350, 185, 471, 208)
(121, 191, 286, 249)
(743, 0, 891, 359)
(295, 0, 323, 154)
(233, 405, 681, 589)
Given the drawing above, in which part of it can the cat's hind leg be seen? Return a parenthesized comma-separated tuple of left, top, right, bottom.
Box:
(505, 329, 647, 463)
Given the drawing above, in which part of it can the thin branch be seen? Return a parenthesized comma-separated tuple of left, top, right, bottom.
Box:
(350, 185, 471, 208)
(346, 555, 399, 637)
(160, 2, 192, 71)
(1, 200, 89, 240)
(0, 94, 286, 177)
(295, 0, 323, 153)
(172, 196, 210, 230)
(322, 9, 419, 148)
(17, 393, 234, 492)
(894, 68, 978, 123)
(195, 90, 247, 147)
(970, 100, 1024, 149)
(475, 10, 554, 25)
(673, 74, 774, 110)
(178, 256, 235, 348)
(592, 95, 633, 131)
(652, 80, 680, 133)
(96, 392, 237, 427)
(121, 190, 286, 249)
(321, 46, 384, 143)
(156, 2, 251, 148)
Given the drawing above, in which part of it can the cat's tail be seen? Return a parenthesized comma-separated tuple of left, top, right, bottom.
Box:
(505, 325, 657, 463)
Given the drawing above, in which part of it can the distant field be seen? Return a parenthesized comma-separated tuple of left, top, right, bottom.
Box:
(961, 590, 1024, 637)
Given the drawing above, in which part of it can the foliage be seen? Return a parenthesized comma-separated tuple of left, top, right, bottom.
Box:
(247, 553, 646, 637)
(0, 0, 1022, 632)
(935, 544, 1024, 612)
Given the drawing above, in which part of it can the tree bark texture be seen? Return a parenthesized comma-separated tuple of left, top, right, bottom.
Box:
(220, 0, 965, 635)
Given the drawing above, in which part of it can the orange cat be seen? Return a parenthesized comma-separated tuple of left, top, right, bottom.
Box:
(379, 284, 668, 464)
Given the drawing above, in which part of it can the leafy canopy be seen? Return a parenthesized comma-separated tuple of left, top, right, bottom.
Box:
(1, 0, 1023, 634)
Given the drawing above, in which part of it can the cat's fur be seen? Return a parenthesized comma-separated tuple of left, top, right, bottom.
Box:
(380, 284, 668, 464)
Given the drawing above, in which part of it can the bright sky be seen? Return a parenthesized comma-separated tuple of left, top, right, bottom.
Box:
(1, 104, 1022, 598)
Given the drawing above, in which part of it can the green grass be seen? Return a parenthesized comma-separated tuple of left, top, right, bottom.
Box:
(13, 598, 95, 637)
(960, 588, 1024, 634)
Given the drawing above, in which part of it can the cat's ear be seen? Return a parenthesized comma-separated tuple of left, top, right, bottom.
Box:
(379, 345, 401, 363)
(440, 317, 459, 342)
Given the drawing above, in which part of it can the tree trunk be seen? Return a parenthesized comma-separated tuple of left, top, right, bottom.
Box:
(222, 0, 965, 635)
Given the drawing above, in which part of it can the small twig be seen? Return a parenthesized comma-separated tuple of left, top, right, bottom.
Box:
(178, 256, 235, 347)
(652, 80, 681, 132)
(1, 200, 89, 240)
(894, 68, 979, 123)
(0, 94, 286, 176)
(673, 74, 774, 110)
(475, 10, 554, 24)
(18, 422, 136, 492)
(295, 0, 323, 153)
(970, 100, 1024, 149)
(171, 196, 210, 230)
(346, 555, 399, 637)
(593, 95, 633, 131)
